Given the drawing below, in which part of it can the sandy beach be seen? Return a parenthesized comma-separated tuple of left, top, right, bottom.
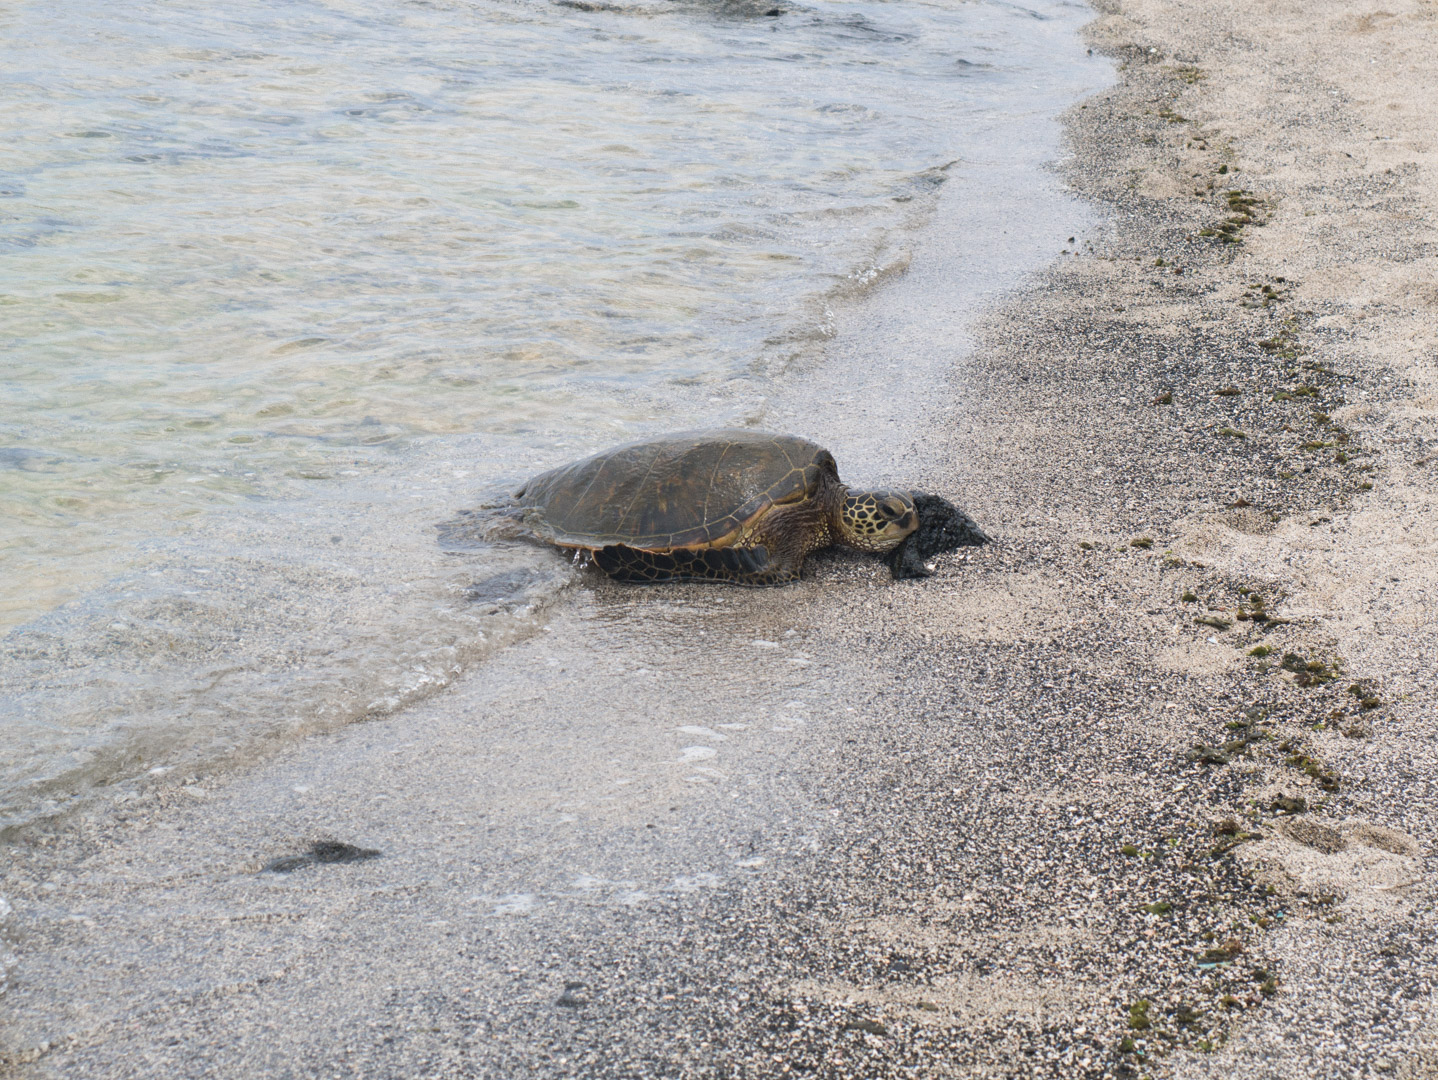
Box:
(3, 0, 1437, 1077)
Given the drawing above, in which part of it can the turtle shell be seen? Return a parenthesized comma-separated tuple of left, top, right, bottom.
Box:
(513, 429, 837, 551)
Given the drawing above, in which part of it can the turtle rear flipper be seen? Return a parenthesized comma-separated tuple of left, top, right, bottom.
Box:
(593, 544, 798, 586)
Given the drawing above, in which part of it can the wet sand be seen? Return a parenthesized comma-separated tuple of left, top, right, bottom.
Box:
(4, 0, 1438, 1077)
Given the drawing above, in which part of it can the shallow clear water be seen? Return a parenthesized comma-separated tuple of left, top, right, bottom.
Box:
(0, 0, 1106, 831)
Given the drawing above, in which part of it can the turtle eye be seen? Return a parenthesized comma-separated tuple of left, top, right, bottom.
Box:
(879, 498, 905, 520)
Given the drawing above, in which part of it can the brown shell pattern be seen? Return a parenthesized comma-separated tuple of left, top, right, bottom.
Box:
(514, 429, 836, 550)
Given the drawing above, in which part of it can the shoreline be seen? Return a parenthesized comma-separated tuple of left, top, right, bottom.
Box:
(4, 1, 1436, 1077)
(0, 0, 1107, 843)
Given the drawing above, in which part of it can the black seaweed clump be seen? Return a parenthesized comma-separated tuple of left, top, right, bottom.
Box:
(888, 491, 990, 580)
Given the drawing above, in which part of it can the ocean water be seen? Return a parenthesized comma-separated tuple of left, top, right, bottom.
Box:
(0, 0, 1105, 833)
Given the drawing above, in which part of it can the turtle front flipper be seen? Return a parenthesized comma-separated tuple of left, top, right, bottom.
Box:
(592, 544, 800, 587)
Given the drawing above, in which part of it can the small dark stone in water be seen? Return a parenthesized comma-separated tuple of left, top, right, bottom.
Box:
(311, 840, 381, 863)
(887, 491, 989, 580)
(263, 839, 381, 873)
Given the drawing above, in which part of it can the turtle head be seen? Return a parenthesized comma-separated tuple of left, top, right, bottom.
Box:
(836, 488, 918, 553)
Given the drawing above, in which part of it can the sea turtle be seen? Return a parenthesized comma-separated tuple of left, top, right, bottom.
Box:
(501, 429, 986, 586)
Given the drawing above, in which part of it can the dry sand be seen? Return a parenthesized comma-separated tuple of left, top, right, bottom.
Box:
(3, 0, 1437, 1077)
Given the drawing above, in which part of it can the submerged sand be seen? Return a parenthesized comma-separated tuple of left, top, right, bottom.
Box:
(3, 1, 1437, 1077)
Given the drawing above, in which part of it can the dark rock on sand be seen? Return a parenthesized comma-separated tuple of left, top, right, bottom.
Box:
(887, 491, 990, 580)
(263, 839, 381, 873)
